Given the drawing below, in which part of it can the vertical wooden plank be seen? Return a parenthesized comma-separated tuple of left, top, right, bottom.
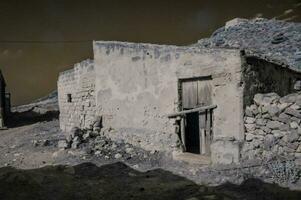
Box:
(182, 81, 198, 109)
(199, 112, 206, 155)
(181, 117, 186, 152)
(197, 80, 212, 106)
(205, 109, 212, 156)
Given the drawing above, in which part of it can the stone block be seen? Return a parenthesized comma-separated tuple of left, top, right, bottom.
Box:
(246, 133, 255, 141)
(225, 18, 248, 29)
(287, 142, 299, 150)
(255, 118, 267, 126)
(255, 129, 266, 136)
(272, 130, 285, 139)
(261, 126, 271, 134)
(266, 105, 280, 116)
(264, 134, 275, 150)
(280, 93, 298, 104)
(287, 130, 299, 143)
(290, 121, 299, 129)
(277, 113, 290, 123)
(245, 117, 256, 124)
(245, 124, 256, 132)
(285, 107, 301, 118)
(277, 102, 291, 112)
(279, 124, 290, 131)
(266, 120, 283, 130)
(245, 106, 254, 117)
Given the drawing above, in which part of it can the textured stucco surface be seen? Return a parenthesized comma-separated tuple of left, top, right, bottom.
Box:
(92, 41, 244, 160)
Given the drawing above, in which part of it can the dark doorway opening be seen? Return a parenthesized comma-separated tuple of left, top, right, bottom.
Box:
(185, 112, 200, 154)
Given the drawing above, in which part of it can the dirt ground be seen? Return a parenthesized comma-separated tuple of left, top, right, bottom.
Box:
(0, 102, 300, 199)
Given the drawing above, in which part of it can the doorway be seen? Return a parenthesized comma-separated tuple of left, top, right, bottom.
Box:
(179, 76, 213, 155)
(185, 112, 200, 154)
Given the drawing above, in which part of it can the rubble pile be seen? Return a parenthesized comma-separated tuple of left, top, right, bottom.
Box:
(242, 92, 301, 165)
(197, 18, 301, 70)
(57, 123, 160, 163)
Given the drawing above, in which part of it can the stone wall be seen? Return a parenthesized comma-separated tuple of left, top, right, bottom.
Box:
(58, 59, 96, 132)
(93, 41, 244, 162)
(242, 92, 301, 163)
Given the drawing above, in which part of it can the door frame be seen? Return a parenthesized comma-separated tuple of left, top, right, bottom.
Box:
(177, 75, 213, 155)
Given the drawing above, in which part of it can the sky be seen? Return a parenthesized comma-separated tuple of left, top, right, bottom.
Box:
(0, 0, 300, 105)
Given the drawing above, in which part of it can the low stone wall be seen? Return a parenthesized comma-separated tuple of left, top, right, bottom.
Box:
(242, 92, 301, 162)
(58, 59, 96, 132)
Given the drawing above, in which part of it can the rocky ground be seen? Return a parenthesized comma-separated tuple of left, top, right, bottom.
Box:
(196, 18, 301, 70)
(0, 93, 301, 199)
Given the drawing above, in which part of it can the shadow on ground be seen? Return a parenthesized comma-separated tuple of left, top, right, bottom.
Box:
(0, 162, 300, 200)
(6, 109, 59, 128)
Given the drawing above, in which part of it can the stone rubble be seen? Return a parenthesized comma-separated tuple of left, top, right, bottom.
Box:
(197, 18, 301, 70)
(57, 117, 160, 164)
(242, 92, 301, 165)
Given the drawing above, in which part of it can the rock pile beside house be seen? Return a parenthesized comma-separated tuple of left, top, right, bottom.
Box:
(242, 92, 301, 163)
(57, 120, 161, 165)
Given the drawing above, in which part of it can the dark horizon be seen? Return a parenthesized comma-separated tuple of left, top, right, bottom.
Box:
(0, 0, 300, 105)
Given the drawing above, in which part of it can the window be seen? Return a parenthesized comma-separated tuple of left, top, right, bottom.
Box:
(67, 94, 72, 103)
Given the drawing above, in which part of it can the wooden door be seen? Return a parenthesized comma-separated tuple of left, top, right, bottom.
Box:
(182, 81, 198, 109)
(182, 79, 212, 109)
(181, 77, 213, 155)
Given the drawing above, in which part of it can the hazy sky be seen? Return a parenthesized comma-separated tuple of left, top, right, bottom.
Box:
(0, 0, 300, 105)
